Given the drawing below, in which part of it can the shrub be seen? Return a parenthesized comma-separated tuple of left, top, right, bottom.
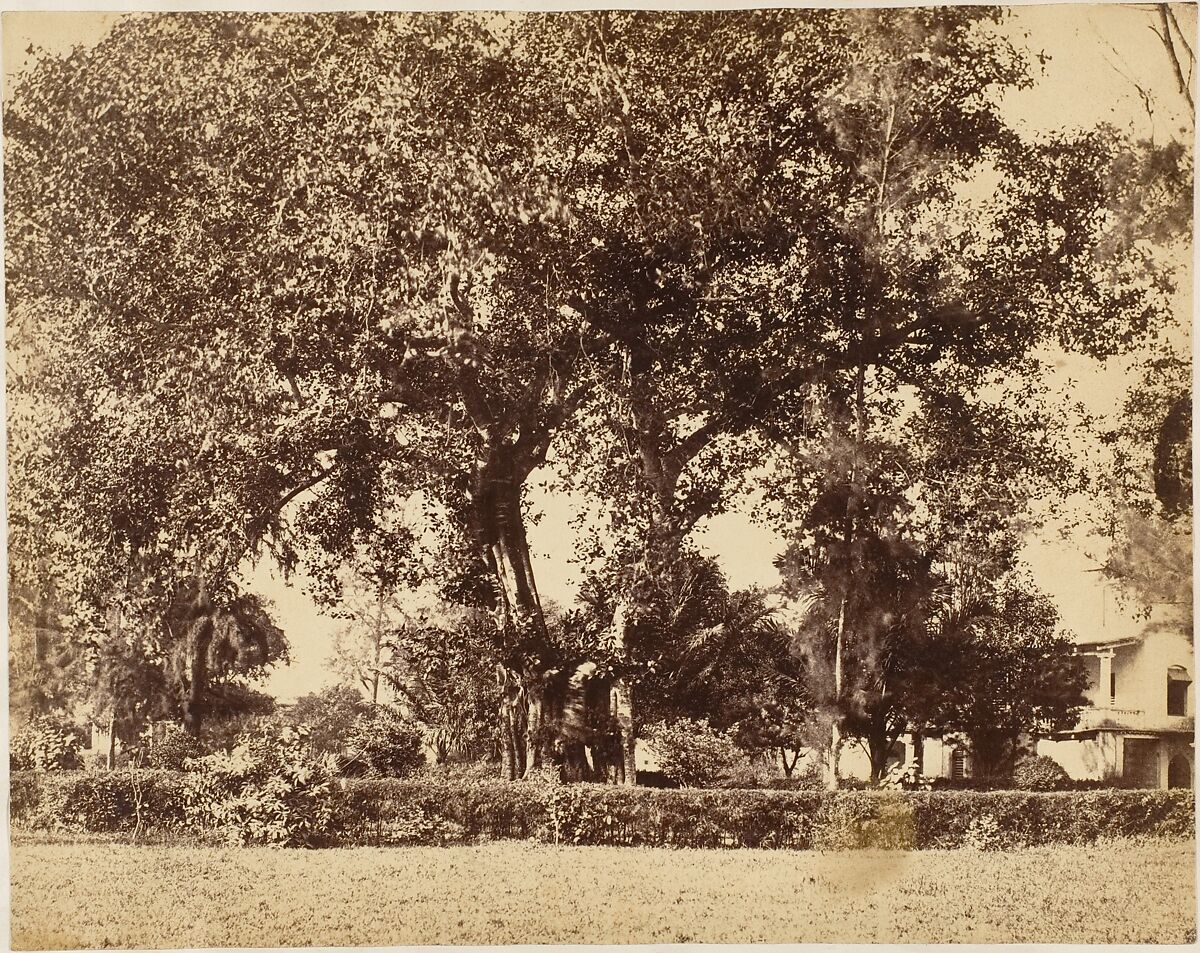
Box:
(714, 757, 781, 790)
(328, 783, 1194, 850)
(880, 762, 933, 791)
(85, 753, 111, 772)
(10, 716, 83, 772)
(767, 760, 826, 791)
(417, 760, 503, 783)
(9, 772, 1195, 851)
(10, 770, 187, 833)
(147, 724, 204, 772)
(635, 770, 680, 789)
(333, 776, 545, 845)
(286, 684, 370, 758)
(965, 813, 1006, 851)
(341, 707, 425, 778)
(182, 724, 337, 847)
(1012, 755, 1071, 792)
(646, 719, 741, 787)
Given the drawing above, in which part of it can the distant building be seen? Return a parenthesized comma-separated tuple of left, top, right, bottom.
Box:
(1037, 604, 1194, 789)
(839, 733, 973, 783)
(833, 603, 1194, 790)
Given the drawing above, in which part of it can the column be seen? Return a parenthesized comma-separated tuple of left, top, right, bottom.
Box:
(1099, 652, 1113, 707)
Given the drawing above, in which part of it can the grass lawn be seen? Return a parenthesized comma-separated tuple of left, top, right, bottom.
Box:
(9, 837, 1195, 947)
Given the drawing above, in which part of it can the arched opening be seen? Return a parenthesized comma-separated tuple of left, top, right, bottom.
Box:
(1167, 754, 1192, 789)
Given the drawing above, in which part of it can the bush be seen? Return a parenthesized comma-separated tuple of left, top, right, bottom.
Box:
(416, 760, 503, 783)
(333, 776, 545, 845)
(286, 684, 370, 758)
(646, 719, 741, 787)
(1012, 755, 1071, 791)
(714, 757, 784, 790)
(182, 724, 337, 847)
(10, 716, 83, 772)
(340, 707, 425, 778)
(10, 770, 187, 833)
(880, 762, 933, 791)
(329, 783, 1194, 850)
(965, 813, 1006, 851)
(147, 724, 204, 772)
(766, 760, 826, 791)
(9, 772, 1195, 851)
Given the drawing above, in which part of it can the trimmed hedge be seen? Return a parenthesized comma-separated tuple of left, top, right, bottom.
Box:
(10, 770, 188, 834)
(10, 771, 1195, 850)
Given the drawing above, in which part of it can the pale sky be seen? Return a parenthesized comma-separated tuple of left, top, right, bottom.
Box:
(2, 4, 1193, 700)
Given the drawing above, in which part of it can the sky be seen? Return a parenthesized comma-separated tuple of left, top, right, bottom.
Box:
(2, 3, 1194, 701)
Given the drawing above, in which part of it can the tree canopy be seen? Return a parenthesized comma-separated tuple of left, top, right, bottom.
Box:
(5, 8, 1189, 778)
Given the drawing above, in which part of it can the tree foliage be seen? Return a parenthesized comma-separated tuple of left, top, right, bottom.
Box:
(383, 611, 502, 764)
(921, 582, 1089, 779)
(4, 9, 1187, 781)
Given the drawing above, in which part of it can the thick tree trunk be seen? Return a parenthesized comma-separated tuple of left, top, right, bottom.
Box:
(166, 580, 213, 738)
(473, 450, 544, 632)
(524, 683, 545, 776)
(472, 447, 552, 779)
(498, 666, 524, 780)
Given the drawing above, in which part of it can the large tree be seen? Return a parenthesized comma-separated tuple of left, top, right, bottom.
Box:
(6, 12, 596, 767)
(543, 6, 1187, 780)
(6, 9, 1187, 777)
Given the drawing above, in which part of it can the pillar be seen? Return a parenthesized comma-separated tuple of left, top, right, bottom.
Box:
(1099, 653, 1113, 707)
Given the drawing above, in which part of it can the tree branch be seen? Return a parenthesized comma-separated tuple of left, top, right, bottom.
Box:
(1158, 4, 1194, 110)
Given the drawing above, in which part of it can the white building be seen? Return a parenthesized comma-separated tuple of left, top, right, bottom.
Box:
(1037, 604, 1194, 788)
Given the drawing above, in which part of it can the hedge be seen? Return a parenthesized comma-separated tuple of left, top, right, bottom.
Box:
(10, 770, 188, 834)
(10, 771, 1195, 850)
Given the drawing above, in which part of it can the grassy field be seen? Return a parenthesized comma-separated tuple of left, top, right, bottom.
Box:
(10, 838, 1195, 947)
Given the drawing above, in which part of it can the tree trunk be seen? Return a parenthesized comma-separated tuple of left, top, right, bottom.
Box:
(828, 360, 866, 791)
(827, 596, 847, 791)
(868, 735, 889, 784)
(613, 678, 636, 786)
(167, 580, 212, 738)
(371, 583, 384, 706)
(107, 711, 116, 771)
(866, 710, 899, 784)
(472, 447, 552, 780)
(911, 731, 924, 777)
(180, 618, 211, 737)
(524, 679, 545, 776)
(780, 748, 799, 778)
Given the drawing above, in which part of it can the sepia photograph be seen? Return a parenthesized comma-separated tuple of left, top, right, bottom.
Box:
(2, 3, 1195, 947)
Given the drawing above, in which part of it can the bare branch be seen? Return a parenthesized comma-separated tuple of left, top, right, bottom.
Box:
(1158, 4, 1195, 110)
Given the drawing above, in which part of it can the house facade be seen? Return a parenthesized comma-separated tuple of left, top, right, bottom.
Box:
(1037, 604, 1194, 789)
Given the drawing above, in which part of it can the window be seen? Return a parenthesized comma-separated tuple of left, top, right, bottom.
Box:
(1110, 671, 1117, 702)
(1167, 680, 1190, 716)
(1167, 667, 1191, 716)
(951, 748, 967, 781)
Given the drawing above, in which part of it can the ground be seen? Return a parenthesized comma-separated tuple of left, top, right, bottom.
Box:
(9, 838, 1195, 947)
